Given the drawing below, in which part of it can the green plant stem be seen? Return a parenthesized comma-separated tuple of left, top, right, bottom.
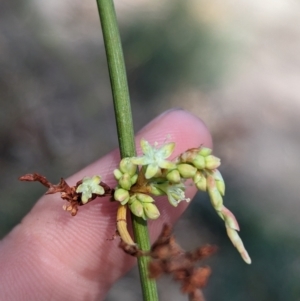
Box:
(96, 0, 134, 158)
(96, 1, 159, 300)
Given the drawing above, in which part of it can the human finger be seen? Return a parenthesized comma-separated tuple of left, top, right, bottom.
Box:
(0, 109, 212, 301)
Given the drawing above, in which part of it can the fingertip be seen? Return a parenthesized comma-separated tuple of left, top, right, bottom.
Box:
(2, 109, 213, 301)
(136, 109, 213, 156)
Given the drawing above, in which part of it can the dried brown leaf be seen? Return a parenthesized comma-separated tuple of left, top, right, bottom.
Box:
(19, 172, 113, 216)
(119, 223, 216, 301)
(19, 173, 52, 188)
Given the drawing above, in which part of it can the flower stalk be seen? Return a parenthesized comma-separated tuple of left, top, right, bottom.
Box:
(95, 0, 159, 300)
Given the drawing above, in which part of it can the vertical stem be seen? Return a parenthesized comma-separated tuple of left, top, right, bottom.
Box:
(96, 1, 159, 300)
(96, 0, 134, 158)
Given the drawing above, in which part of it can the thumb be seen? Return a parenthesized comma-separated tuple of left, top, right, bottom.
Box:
(0, 109, 212, 301)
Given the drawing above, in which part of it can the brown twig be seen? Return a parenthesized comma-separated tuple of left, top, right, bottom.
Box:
(19, 173, 113, 216)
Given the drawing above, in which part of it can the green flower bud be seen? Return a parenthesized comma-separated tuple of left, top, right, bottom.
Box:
(136, 193, 155, 203)
(145, 164, 160, 179)
(194, 171, 207, 191)
(192, 155, 206, 169)
(212, 169, 224, 181)
(113, 169, 123, 180)
(119, 173, 132, 190)
(213, 169, 225, 196)
(166, 169, 181, 184)
(193, 170, 202, 183)
(149, 184, 165, 196)
(221, 206, 240, 231)
(129, 199, 145, 219)
(143, 203, 160, 219)
(119, 158, 137, 176)
(177, 163, 197, 178)
(205, 155, 221, 170)
(114, 188, 130, 205)
(217, 186, 225, 197)
(207, 175, 223, 211)
(198, 146, 212, 157)
(179, 151, 189, 163)
(226, 227, 251, 264)
(153, 168, 163, 178)
(179, 148, 198, 162)
(130, 174, 138, 185)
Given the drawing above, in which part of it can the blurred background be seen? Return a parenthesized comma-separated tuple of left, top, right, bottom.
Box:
(1, 0, 300, 300)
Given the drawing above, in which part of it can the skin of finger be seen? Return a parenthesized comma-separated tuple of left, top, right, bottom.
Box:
(0, 110, 212, 301)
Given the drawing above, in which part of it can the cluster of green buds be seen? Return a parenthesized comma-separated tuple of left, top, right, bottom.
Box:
(113, 138, 251, 264)
(177, 147, 251, 264)
(113, 157, 160, 220)
(73, 138, 250, 264)
(19, 137, 250, 264)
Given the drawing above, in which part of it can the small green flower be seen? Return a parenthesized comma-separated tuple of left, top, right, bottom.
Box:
(155, 182, 190, 207)
(76, 175, 105, 204)
(131, 139, 176, 179)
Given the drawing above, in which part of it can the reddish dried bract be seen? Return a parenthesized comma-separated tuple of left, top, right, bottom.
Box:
(19, 173, 113, 216)
(19, 173, 52, 188)
(120, 224, 217, 301)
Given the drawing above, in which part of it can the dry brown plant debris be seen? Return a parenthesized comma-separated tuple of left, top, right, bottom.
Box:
(19, 173, 112, 216)
(120, 224, 217, 301)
